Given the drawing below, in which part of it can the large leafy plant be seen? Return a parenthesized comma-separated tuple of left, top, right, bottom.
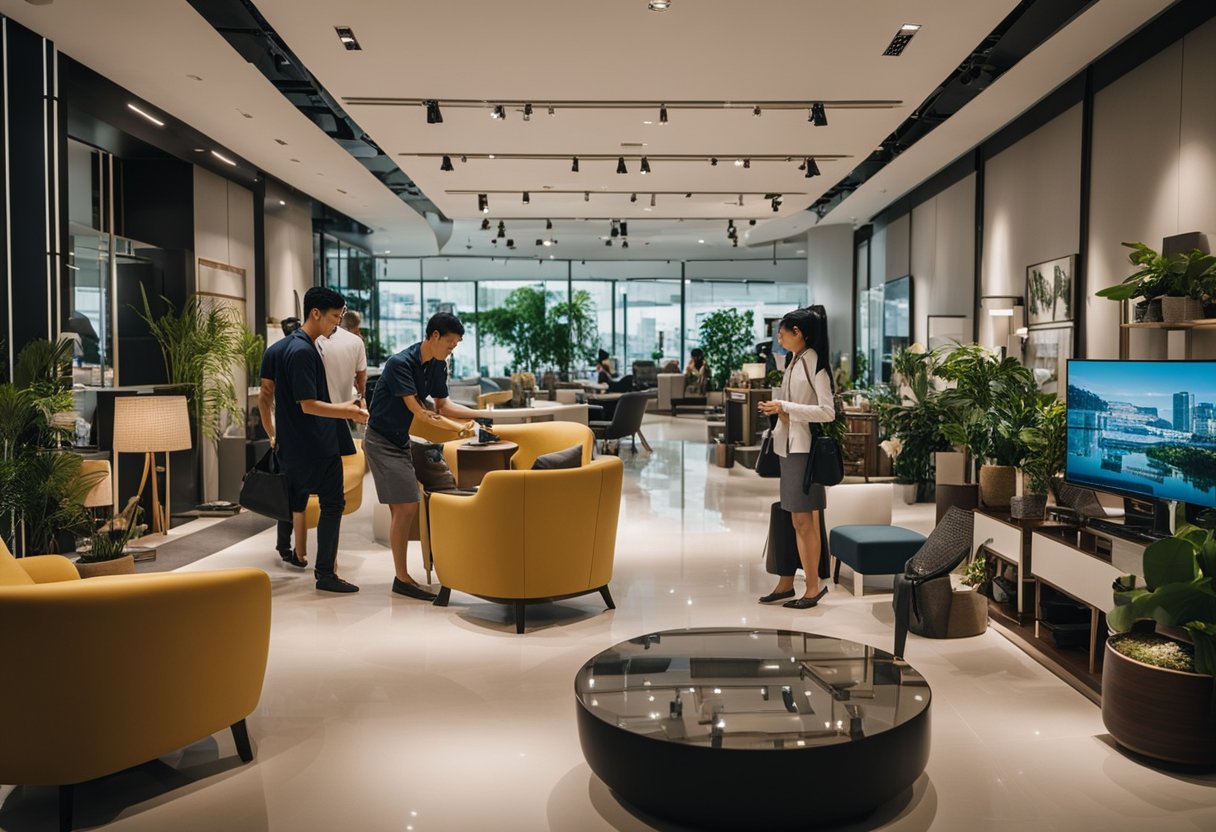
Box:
(544, 289, 599, 379)
(1095, 242, 1216, 302)
(698, 308, 754, 390)
(1018, 399, 1066, 498)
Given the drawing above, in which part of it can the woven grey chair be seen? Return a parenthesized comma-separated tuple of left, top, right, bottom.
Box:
(892, 507, 975, 658)
(1055, 483, 1107, 519)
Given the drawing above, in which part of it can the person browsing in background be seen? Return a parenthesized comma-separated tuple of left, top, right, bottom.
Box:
(684, 347, 708, 396)
(317, 309, 368, 408)
(363, 313, 482, 600)
(596, 349, 614, 384)
(757, 305, 835, 609)
(258, 316, 309, 570)
(274, 287, 369, 594)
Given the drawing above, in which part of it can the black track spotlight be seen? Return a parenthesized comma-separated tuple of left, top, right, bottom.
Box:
(810, 102, 827, 126)
(548, 105, 556, 116)
(506, 238, 515, 248)
(610, 221, 619, 238)
(478, 194, 489, 213)
(620, 222, 628, 237)
(659, 105, 668, 124)
(753, 105, 761, 117)
(460, 154, 467, 163)
(497, 221, 506, 239)
(480, 218, 490, 231)
(584, 191, 590, 202)
(439, 154, 454, 171)
(732, 238, 738, 248)
(492, 104, 506, 120)
(617, 156, 628, 174)
(522, 192, 530, 205)
(640, 157, 651, 175)
(425, 99, 443, 124)
(710, 157, 718, 166)
(545, 218, 553, 230)
(571, 156, 580, 172)
(622, 240, 629, 249)
(605, 239, 612, 247)
(630, 193, 637, 203)
(727, 220, 736, 238)
(523, 103, 533, 121)
(743, 158, 751, 169)
(749, 219, 756, 226)
(805, 157, 821, 177)
(771, 195, 782, 212)
(536, 239, 544, 246)
(649, 193, 656, 207)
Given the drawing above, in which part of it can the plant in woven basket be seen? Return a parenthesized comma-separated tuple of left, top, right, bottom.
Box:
(79, 496, 147, 563)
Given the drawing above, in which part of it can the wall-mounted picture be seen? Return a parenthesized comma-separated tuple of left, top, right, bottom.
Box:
(927, 314, 968, 352)
(1023, 324, 1073, 395)
(1026, 254, 1076, 326)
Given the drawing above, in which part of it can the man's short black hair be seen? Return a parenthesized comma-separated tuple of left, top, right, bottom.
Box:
(425, 312, 465, 339)
(304, 286, 345, 317)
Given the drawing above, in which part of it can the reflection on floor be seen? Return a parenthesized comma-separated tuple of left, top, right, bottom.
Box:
(2, 416, 1213, 831)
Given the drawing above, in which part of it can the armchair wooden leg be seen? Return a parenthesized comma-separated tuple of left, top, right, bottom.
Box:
(833, 557, 841, 585)
(433, 586, 451, 607)
(59, 784, 73, 832)
(599, 585, 616, 610)
(515, 602, 526, 634)
(231, 719, 254, 763)
(637, 429, 652, 452)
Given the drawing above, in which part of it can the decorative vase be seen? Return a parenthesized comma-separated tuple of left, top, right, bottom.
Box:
(1146, 298, 1164, 322)
(896, 482, 917, 505)
(978, 465, 1017, 510)
(1102, 635, 1216, 766)
(74, 553, 136, 578)
(1009, 494, 1047, 520)
(1160, 296, 1203, 324)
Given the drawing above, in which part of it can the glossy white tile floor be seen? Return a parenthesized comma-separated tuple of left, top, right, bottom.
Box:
(3, 416, 1214, 831)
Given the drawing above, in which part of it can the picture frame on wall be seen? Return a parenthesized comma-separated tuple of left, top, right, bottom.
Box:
(1026, 254, 1076, 326)
(927, 314, 968, 352)
(1023, 324, 1073, 396)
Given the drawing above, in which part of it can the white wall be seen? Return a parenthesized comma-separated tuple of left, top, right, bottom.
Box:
(901, 174, 976, 346)
(265, 195, 314, 338)
(884, 213, 911, 282)
(805, 224, 854, 364)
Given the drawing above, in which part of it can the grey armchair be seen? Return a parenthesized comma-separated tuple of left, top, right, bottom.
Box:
(892, 507, 978, 658)
(590, 391, 652, 453)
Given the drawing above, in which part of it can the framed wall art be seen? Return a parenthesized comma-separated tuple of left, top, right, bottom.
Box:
(1026, 255, 1076, 326)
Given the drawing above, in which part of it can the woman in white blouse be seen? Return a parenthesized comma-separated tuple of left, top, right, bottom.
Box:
(757, 306, 836, 608)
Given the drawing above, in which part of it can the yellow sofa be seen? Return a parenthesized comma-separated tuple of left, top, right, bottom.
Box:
(428, 455, 623, 633)
(420, 422, 597, 582)
(304, 438, 366, 529)
(0, 539, 271, 831)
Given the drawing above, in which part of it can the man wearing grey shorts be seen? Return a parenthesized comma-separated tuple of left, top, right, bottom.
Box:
(364, 313, 481, 599)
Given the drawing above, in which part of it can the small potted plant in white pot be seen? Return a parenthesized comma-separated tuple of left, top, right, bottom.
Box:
(75, 496, 146, 578)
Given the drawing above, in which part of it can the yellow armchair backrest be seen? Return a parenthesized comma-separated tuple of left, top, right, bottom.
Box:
(438, 421, 595, 477)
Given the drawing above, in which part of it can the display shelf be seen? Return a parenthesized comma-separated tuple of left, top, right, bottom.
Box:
(1119, 319, 1216, 330)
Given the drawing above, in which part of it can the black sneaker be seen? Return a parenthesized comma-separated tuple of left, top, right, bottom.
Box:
(316, 576, 359, 593)
(392, 577, 437, 601)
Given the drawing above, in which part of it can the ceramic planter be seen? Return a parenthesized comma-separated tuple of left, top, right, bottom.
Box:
(1160, 296, 1203, 324)
(74, 553, 136, 578)
(978, 465, 1017, 510)
(896, 482, 918, 505)
(1102, 635, 1216, 766)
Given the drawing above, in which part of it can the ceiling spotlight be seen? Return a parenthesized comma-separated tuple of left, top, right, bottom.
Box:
(536, 239, 545, 246)
(334, 26, 361, 50)
(810, 102, 827, 126)
(605, 239, 613, 247)
(523, 103, 533, 121)
(622, 240, 630, 249)
(507, 239, 515, 248)
(617, 156, 628, 174)
(460, 155, 467, 163)
(737, 194, 744, 206)
(771, 196, 783, 212)
(571, 156, 580, 172)
(659, 105, 668, 124)
(753, 105, 761, 117)
(685, 192, 691, 198)
(620, 221, 628, 237)
(734, 158, 744, 168)
(546, 218, 553, 230)
(650, 193, 656, 207)
(743, 158, 751, 169)
(804, 157, 821, 177)
(543, 239, 554, 247)
(584, 191, 590, 202)
(630, 193, 637, 203)
(522, 192, 530, 204)
(732, 238, 738, 248)
(425, 100, 443, 124)
(481, 218, 491, 231)
(640, 157, 651, 175)
(749, 219, 756, 225)
(611, 221, 619, 238)
(497, 221, 506, 239)
(478, 193, 489, 213)
(710, 157, 718, 166)
(439, 154, 453, 171)
(548, 105, 555, 116)
(492, 104, 506, 120)
(648, 0, 672, 10)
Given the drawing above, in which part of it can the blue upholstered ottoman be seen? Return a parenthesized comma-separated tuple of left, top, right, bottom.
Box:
(829, 525, 927, 596)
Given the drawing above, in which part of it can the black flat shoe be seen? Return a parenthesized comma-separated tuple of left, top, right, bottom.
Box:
(758, 589, 796, 603)
(392, 578, 437, 601)
(316, 576, 359, 593)
(783, 587, 829, 609)
(279, 550, 308, 569)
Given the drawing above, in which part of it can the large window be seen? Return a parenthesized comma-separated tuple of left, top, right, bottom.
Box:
(686, 281, 807, 356)
(620, 280, 681, 369)
(423, 281, 478, 378)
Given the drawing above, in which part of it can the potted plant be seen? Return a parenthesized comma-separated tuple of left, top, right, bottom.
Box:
(698, 308, 755, 391)
(1096, 242, 1216, 323)
(1104, 522, 1216, 765)
(75, 495, 146, 577)
(1011, 399, 1066, 519)
(880, 345, 950, 503)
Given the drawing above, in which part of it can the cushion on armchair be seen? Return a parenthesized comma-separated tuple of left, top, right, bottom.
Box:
(532, 444, 583, 470)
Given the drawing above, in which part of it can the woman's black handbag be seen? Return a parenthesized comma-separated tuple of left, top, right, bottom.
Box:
(803, 424, 845, 490)
(755, 414, 781, 478)
(764, 501, 832, 580)
(239, 448, 292, 521)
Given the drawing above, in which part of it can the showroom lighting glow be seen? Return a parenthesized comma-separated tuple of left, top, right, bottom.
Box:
(127, 103, 164, 127)
(491, 104, 506, 120)
(478, 194, 489, 213)
(648, 0, 671, 10)
(210, 150, 237, 166)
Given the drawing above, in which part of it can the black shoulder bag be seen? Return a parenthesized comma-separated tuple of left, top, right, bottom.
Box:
(239, 447, 292, 521)
(799, 360, 845, 491)
(755, 415, 781, 478)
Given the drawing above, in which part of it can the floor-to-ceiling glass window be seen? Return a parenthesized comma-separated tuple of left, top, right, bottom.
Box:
(685, 280, 807, 359)
(619, 279, 681, 370)
(573, 279, 615, 379)
(373, 258, 421, 363)
(423, 280, 478, 378)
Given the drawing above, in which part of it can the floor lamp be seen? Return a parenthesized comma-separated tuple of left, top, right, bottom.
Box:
(112, 395, 192, 535)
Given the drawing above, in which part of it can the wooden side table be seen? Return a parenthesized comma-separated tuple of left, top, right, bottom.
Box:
(455, 441, 519, 489)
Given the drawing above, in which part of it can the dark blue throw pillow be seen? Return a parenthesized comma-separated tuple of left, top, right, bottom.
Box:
(531, 444, 582, 470)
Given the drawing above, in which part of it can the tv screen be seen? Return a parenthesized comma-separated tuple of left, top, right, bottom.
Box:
(881, 275, 912, 382)
(1065, 360, 1216, 508)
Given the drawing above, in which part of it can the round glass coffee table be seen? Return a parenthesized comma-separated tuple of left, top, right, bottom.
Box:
(575, 628, 931, 829)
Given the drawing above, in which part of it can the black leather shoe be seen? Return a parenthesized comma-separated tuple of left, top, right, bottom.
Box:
(783, 586, 829, 609)
(316, 576, 359, 593)
(758, 589, 795, 603)
(279, 550, 308, 569)
(392, 578, 437, 601)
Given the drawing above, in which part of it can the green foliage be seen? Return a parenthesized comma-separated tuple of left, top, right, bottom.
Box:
(137, 287, 241, 447)
(880, 392, 952, 485)
(237, 328, 266, 381)
(1110, 525, 1216, 691)
(961, 553, 988, 588)
(698, 308, 754, 390)
(1096, 242, 1216, 302)
(1018, 399, 1066, 497)
(852, 350, 870, 387)
(546, 290, 600, 378)
(466, 286, 599, 377)
(78, 495, 146, 563)
(933, 344, 1038, 471)
(14, 338, 76, 446)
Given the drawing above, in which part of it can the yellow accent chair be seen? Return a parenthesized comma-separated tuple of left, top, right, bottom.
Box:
(305, 438, 366, 529)
(0, 538, 271, 832)
(428, 455, 623, 633)
(421, 422, 597, 582)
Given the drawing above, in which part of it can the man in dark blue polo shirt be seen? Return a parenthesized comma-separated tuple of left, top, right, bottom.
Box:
(364, 312, 480, 599)
(258, 317, 308, 569)
(275, 287, 369, 593)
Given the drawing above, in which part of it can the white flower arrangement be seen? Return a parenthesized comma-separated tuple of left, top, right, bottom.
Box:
(880, 437, 904, 458)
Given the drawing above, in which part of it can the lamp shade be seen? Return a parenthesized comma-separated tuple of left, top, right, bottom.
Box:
(112, 395, 192, 453)
(742, 363, 767, 380)
(79, 459, 113, 509)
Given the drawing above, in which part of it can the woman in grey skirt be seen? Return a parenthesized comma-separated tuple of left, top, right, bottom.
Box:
(757, 306, 836, 608)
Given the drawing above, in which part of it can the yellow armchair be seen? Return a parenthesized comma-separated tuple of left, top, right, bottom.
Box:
(0, 539, 271, 831)
(305, 438, 366, 529)
(428, 455, 623, 633)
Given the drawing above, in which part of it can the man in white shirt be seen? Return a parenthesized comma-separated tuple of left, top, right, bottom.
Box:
(317, 310, 368, 405)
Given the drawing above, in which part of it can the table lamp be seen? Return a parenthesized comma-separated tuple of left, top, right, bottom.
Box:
(112, 395, 192, 534)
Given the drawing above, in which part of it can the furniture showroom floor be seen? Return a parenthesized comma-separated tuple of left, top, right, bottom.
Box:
(2, 416, 1213, 831)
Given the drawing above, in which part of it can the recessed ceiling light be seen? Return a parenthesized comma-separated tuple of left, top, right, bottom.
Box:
(334, 26, 361, 50)
(384, 250, 391, 254)
(210, 150, 237, 166)
(642, 120, 653, 125)
(698, 239, 705, 244)
(127, 103, 164, 127)
(648, 1, 672, 10)
(901, 23, 922, 32)
(278, 199, 286, 206)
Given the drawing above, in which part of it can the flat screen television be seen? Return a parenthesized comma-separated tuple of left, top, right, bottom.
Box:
(881, 275, 912, 382)
(1065, 359, 1216, 508)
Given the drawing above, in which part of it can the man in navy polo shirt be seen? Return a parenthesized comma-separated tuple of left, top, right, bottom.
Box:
(258, 317, 309, 569)
(364, 312, 480, 599)
(276, 287, 369, 593)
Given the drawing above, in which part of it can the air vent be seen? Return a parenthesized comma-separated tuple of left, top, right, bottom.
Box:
(883, 23, 921, 57)
(620, 142, 647, 147)
(334, 26, 361, 51)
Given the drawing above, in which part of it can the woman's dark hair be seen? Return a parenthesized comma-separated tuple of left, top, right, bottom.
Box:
(598, 348, 610, 363)
(779, 305, 831, 380)
(690, 347, 705, 369)
(425, 312, 465, 339)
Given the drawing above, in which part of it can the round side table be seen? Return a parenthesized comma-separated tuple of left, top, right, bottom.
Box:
(455, 440, 519, 489)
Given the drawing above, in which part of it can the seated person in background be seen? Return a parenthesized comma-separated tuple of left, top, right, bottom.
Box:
(684, 348, 709, 396)
(596, 349, 614, 384)
(660, 359, 681, 374)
